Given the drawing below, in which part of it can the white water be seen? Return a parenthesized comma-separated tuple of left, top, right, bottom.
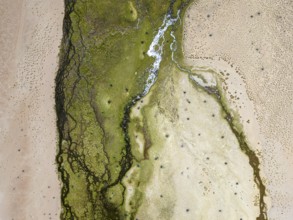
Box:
(142, 12, 180, 96)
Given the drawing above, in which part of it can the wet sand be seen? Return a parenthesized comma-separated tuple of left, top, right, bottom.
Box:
(0, 0, 64, 219)
(183, 0, 293, 219)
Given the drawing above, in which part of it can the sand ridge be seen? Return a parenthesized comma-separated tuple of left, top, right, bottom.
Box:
(0, 0, 64, 219)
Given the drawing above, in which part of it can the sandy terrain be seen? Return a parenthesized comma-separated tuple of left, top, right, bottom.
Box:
(0, 0, 64, 219)
(183, 0, 293, 219)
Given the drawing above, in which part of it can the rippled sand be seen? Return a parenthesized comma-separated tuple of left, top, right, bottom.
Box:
(0, 0, 63, 219)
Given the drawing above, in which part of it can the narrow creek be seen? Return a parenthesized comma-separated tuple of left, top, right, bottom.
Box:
(143, 11, 180, 96)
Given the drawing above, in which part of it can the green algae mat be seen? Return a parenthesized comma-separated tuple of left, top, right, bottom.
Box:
(55, 0, 268, 219)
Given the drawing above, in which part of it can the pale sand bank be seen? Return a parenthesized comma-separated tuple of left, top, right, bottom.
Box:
(183, 0, 293, 219)
(0, 0, 64, 219)
(126, 65, 262, 219)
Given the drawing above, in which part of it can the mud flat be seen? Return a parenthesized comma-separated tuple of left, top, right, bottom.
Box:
(54, 0, 271, 219)
(183, 0, 293, 219)
(0, 0, 64, 219)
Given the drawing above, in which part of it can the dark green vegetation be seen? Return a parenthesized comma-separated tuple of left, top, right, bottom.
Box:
(56, 0, 191, 219)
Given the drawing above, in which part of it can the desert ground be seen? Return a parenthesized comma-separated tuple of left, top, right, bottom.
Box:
(183, 0, 293, 219)
(0, 0, 64, 219)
